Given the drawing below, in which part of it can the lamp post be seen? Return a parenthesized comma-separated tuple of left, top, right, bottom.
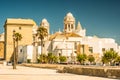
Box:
(13, 30, 16, 69)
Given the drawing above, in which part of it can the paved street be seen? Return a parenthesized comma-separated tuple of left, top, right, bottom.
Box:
(0, 64, 118, 80)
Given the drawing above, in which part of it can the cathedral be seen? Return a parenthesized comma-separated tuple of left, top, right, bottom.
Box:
(32, 12, 119, 63)
(3, 12, 119, 63)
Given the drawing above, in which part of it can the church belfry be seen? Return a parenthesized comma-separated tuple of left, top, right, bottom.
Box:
(40, 18, 50, 34)
(64, 12, 75, 33)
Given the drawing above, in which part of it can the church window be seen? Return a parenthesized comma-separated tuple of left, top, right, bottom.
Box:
(74, 42, 77, 49)
(59, 53, 61, 56)
(89, 47, 93, 53)
(110, 48, 114, 51)
(65, 24, 67, 29)
(71, 25, 73, 29)
(68, 24, 70, 31)
(102, 48, 105, 52)
(19, 49, 22, 53)
(19, 27, 21, 30)
(82, 45, 85, 53)
(43, 44, 44, 47)
(74, 51, 77, 53)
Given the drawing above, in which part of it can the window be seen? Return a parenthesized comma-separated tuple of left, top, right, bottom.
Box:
(68, 24, 70, 31)
(59, 53, 61, 56)
(74, 51, 77, 53)
(102, 48, 105, 52)
(43, 44, 44, 47)
(71, 25, 73, 29)
(89, 47, 93, 53)
(19, 27, 22, 30)
(110, 48, 114, 51)
(65, 24, 67, 29)
(65, 26, 67, 29)
(74, 42, 77, 49)
(20, 49, 22, 53)
(82, 45, 85, 53)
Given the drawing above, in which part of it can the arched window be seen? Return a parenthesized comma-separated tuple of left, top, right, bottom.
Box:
(59, 53, 61, 56)
(65, 24, 67, 29)
(71, 24, 73, 29)
(68, 24, 70, 31)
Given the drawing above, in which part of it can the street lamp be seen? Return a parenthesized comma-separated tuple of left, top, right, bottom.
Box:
(13, 30, 16, 69)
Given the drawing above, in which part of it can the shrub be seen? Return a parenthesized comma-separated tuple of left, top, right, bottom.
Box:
(77, 54, 87, 64)
(59, 56, 67, 63)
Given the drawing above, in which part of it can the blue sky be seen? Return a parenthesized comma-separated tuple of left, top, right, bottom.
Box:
(0, 0, 120, 44)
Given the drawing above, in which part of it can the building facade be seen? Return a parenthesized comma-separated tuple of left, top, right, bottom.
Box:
(47, 12, 119, 62)
(3, 12, 120, 63)
(4, 18, 36, 61)
(0, 33, 4, 59)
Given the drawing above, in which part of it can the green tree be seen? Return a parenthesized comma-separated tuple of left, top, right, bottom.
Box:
(47, 53, 53, 63)
(37, 27, 48, 54)
(47, 53, 58, 63)
(102, 50, 118, 65)
(115, 56, 120, 65)
(102, 56, 109, 64)
(116, 56, 120, 62)
(88, 55, 95, 64)
(59, 56, 67, 63)
(52, 56, 58, 63)
(77, 54, 87, 64)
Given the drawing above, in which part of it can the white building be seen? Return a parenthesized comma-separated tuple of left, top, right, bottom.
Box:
(17, 12, 119, 63)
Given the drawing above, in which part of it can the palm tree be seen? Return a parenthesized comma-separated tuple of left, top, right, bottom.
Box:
(13, 31, 22, 69)
(37, 26, 48, 54)
(14, 32, 22, 64)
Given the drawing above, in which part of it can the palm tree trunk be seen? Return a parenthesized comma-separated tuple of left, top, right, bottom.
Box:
(41, 39, 43, 54)
(13, 39, 16, 69)
(16, 41, 18, 64)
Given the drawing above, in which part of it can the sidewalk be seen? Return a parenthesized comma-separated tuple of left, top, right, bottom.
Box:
(0, 64, 118, 80)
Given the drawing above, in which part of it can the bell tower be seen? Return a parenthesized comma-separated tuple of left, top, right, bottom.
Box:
(64, 12, 75, 33)
(40, 18, 50, 34)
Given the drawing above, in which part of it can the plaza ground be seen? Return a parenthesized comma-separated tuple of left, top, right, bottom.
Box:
(0, 64, 118, 80)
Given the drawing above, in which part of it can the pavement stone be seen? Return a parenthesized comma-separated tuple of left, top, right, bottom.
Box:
(0, 64, 118, 80)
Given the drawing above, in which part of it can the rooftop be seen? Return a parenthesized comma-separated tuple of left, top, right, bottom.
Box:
(5, 18, 36, 25)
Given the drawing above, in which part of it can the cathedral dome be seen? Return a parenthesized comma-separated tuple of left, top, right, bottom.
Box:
(66, 12, 73, 17)
(67, 12, 73, 17)
(64, 12, 75, 22)
(42, 18, 48, 23)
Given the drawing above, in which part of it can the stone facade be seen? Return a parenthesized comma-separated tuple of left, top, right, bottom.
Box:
(0, 33, 4, 59)
(0, 41, 4, 59)
(4, 18, 36, 61)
